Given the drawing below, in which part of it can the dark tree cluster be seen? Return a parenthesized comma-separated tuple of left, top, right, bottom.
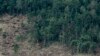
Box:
(1, 0, 100, 53)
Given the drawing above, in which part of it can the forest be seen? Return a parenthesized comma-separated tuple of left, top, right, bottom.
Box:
(0, 0, 100, 54)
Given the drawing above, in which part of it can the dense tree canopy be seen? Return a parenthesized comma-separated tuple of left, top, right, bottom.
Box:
(0, 0, 100, 53)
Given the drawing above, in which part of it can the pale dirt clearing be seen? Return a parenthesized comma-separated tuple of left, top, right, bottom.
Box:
(0, 14, 27, 56)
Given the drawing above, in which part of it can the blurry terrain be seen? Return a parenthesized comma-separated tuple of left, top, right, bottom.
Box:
(0, 15, 100, 56)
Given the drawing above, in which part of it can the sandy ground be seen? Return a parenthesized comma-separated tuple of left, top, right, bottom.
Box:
(0, 14, 26, 56)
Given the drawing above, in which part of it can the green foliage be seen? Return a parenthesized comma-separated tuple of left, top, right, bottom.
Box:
(13, 44, 19, 53)
(2, 32, 8, 39)
(0, 0, 100, 53)
(71, 35, 97, 53)
(15, 35, 25, 42)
